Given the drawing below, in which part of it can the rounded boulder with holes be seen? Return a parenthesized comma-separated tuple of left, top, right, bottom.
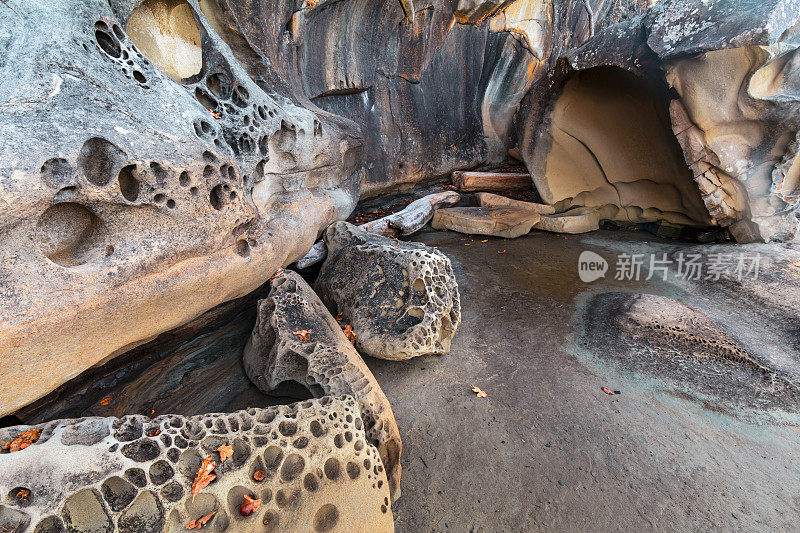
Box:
(315, 222, 461, 361)
(0, 397, 393, 532)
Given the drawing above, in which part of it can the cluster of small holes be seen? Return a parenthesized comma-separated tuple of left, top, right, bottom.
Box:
(93, 21, 150, 89)
(317, 223, 462, 359)
(1, 396, 392, 532)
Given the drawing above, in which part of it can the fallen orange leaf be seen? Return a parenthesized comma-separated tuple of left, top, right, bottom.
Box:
(471, 385, 487, 398)
(147, 429, 161, 437)
(293, 329, 312, 341)
(99, 397, 112, 406)
(2, 429, 41, 453)
(342, 324, 356, 345)
(497, 250, 506, 254)
(239, 494, 261, 516)
(186, 511, 216, 529)
(191, 456, 216, 500)
(270, 267, 284, 280)
(16, 489, 29, 500)
(216, 443, 233, 463)
(253, 470, 266, 482)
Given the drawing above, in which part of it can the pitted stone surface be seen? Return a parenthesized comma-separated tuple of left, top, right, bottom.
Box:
(0, 397, 393, 532)
(243, 269, 402, 501)
(0, 0, 362, 416)
(315, 222, 461, 361)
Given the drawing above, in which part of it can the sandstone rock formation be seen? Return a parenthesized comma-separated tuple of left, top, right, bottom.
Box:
(0, 0, 364, 417)
(475, 192, 556, 214)
(432, 206, 541, 238)
(226, 0, 542, 197)
(584, 290, 800, 412)
(0, 397, 394, 532)
(519, 0, 800, 242)
(533, 207, 601, 234)
(612, 293, 771, 375)
(243, 269, 402, 500)
(316, 222, 461, 361)
(5, 0, 800, 419)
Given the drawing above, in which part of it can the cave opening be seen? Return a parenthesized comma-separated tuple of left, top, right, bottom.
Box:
(533, 65, 712, 228)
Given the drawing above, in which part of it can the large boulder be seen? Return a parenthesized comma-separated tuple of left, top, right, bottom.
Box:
(316, 222, 461, 361)
(0, 397, 394, 532)
(242, 269, 402, 500)
(0, 0, 362, 416)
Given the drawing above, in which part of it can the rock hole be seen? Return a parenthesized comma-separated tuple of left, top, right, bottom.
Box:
(126, 0, 202, 82)
(40, 158, 74, 189)
(210, 184, 226, 210)
(280, 453, 305, 481)
(36, 203, 108, 267)
(235, 239, 250, 257)
(324, 458, 340, 480)
(95, 26, 122, 58)
(313, 504, 339, 532)
(78, 137, 126, 186)
(118, 164, 140, 201)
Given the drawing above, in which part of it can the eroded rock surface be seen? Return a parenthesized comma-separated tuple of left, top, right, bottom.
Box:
(432, 206, 541, 238)
(523, 0, 800, 241)
(316, 222, 461, 361)
(584, 292, 800, 413)
(243, 269, 402, 500)
(0, 397, 393, 532)
(0, 0, 361, 416)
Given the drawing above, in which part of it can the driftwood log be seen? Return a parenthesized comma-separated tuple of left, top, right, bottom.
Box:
(296, 191, 461, 268)
(451, 171, 532, 192)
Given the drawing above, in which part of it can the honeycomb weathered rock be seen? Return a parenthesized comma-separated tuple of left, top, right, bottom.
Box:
(0, 397, 393, 532)
(0, 0, 362, 416)
(315, 222, 461, 361)
(243, 269, 402, 501)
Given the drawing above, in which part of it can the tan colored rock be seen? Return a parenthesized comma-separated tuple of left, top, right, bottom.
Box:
(533, 207, 600, 234)
(451, 171, 533, 192)
(521, 66, 713, 228)
(243, 270, 402, 501)
(432, 206, 541, 238)
(475, 192, 556, 214)
(0, 398, 394, 532)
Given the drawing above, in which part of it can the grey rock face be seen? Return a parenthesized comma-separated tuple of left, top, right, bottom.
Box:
(242, 269, 403, 500)
(0, 397, 394, 532)
(0, 0, 361, 416)
(224, 0, 540, 196)
(316, 222, 461, 361)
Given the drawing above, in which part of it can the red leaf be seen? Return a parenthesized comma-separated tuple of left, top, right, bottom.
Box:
(216, 444, 233, 463)
(191, 456, 216, 500)
(2, 429, 41, 453)
(186, 511, 216, 529)
(239, 494, 261, 516)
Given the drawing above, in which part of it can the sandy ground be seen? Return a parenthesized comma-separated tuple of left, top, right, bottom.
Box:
(19, 228, 800, 532)
(370, 229, 800, 532)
